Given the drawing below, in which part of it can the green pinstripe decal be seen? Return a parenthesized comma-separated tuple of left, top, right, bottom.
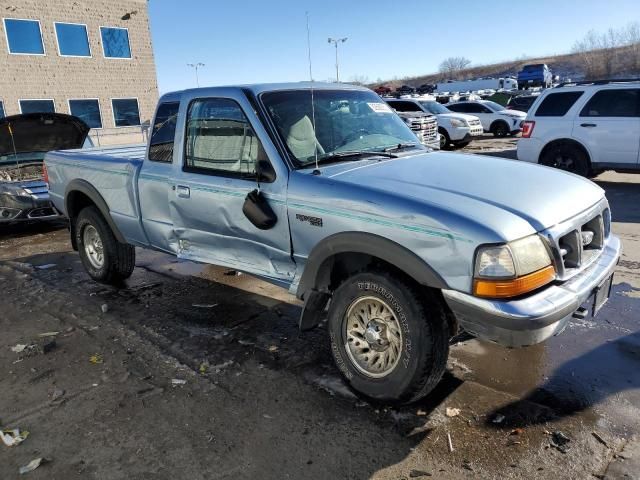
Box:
(289, 202, 470, 243)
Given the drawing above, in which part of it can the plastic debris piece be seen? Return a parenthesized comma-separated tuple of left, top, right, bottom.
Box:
(550, 431, 571, 453)
(492, 414, 506, 424)
(171, 378, 187, 386)
(1, 428, 29, 447)
(36, 264, 56, 270)
(50, 388, 65, 402)
(268, 345, 279, 353)
(416, 409, 428, 416)
(89, 354, 103, 364)
(10, 344, 28, 353)
(447, 432, 454, 452)
(101, 304, 109, 314)
(38, 332, 59, 338)
(192, 303, 219, 308)
(199, 363, 208, 375)
(592, 431, 609, 448)
(510, 428, 524, 436)
(19, 457, 45, 474)
(445, 407, 461, 418)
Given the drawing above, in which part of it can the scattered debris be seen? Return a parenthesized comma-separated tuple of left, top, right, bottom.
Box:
(38, 332, 59, 338)
(445, 407, 461, 418)
(268, 345, 279, 353)
(592, 431, 609, 448)
(447, 432, 454, 453)
(10, 344, 28, 353)
(192, 303, 219, 309)
(50, 388, 65, 402)
(171, 378, 187, 386)
(462, 460, 474, 471)
(550, 431, 571, 453)
(1, 428, 29, 447)
(101, 304, 109, 314)
(89, 354, 103, 364)
(211, 360, 233, 373)
(492, 414, 506, 424)
(416, 409, 428, 416)
(199, 362, 208, 375)
(409, 469, 432, 478)
(19, 457, 46, 475)
(40, 339, 56, 354)
(263, 414, 274, 419)
(36, 264, 56, 270)
(510, 428, 525, 436)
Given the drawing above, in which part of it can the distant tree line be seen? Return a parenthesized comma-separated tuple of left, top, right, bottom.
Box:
(572, 22, 640, 79)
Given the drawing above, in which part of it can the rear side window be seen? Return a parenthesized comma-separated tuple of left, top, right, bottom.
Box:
(184, 98, 266, 178)
(580, 89, 640, 117)
(447, 104, 467, 113)
(148, 102, 179, 162)
(535, 92, 583, 117)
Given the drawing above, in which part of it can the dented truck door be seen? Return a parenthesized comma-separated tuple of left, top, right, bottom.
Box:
(168, 91, 295, 286)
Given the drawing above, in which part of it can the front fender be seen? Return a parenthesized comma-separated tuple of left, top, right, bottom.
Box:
(295, 232, 448, 300)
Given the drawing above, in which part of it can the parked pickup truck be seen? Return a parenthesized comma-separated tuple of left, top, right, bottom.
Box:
(46, 83, 621, 405)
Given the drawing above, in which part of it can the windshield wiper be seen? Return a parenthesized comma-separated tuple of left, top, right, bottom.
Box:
(382, 142, 420, 152)
(313, 150, 398, 166)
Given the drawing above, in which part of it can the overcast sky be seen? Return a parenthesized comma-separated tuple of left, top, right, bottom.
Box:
(149, 0, 640, 93)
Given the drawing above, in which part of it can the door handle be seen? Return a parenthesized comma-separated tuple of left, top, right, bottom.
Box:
(176, 185, 190, 198)
(580, 123, 597, 127)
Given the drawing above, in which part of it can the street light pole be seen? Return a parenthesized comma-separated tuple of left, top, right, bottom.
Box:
(327, 37, 347, 82)
(187, 62, 205, 87)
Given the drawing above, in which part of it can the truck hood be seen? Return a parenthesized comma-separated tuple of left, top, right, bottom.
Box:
(326, 152, 604, 236)
(0, 113, 89, 159)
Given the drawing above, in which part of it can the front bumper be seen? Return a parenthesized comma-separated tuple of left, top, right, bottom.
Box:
(0, 195, 61, 223)
(442, 235, 621, 347)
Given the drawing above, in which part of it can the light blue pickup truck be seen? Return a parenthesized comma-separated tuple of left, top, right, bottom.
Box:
(46, 83, 621, 404)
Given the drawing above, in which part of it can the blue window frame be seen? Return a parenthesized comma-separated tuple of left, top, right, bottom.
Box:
(100, 27, 131, 58)
(0, 101, 5, 119)
(112, 98, 140, 127)
(20, 100, 55, 114)
(3, 18, 45, 55)
(55, 22, 90, 57)
(69, 99, 102, 128)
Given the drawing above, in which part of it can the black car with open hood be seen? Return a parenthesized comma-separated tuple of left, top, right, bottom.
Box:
(0, 113, 91, 223)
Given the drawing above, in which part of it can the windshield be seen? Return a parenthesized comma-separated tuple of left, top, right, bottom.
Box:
(483, 101, 506, 112)
(260, 89, 423, 167)
(419, 101, 450, 114)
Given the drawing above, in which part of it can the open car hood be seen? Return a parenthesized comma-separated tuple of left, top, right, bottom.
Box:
(0, 113, 90, 158)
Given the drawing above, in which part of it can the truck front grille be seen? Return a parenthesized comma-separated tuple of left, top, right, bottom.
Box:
(550, 208, 609, 280)
(409, 118, 438, 143)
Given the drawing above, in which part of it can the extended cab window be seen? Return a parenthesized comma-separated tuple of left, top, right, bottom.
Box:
(149, 102, 179, 162)
(535, 91, 583, 116)
(184, 98, 265, 177)
(580, 89, 640, 117)
(390, 101, 421, 112)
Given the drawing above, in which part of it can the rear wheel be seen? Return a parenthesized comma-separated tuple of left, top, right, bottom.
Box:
(76, 206, 135, 284)
(327, 271, 449, 405)
(540, 143, 590, 177)
(491, 121, 509, 137)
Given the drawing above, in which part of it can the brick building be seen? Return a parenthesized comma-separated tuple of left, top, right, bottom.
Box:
(0, 0, 158, 145)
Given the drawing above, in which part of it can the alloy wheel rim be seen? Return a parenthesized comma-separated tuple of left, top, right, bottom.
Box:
(344, 296, 403, 378)
(83, 225, 104, 269)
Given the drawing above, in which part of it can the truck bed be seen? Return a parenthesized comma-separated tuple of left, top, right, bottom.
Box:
(46, 143, 148, 245)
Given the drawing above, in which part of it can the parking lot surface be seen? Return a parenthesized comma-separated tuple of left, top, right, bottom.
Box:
(1, 143, 639, 479)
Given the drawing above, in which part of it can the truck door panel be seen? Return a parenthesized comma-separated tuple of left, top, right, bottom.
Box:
(139, 101, 180, 252)
(169, 95, 294, 284)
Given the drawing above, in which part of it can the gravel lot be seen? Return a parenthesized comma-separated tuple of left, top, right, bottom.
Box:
(1, 139, 639, 479)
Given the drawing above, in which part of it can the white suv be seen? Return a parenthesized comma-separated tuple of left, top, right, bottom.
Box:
(517, 81, 640, 177)
(385, 98, 483, 149)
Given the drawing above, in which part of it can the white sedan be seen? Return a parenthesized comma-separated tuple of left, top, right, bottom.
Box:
(446, 100, 526, 137)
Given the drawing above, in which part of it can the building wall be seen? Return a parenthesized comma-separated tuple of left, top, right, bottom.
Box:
(0, 0, 158, 145)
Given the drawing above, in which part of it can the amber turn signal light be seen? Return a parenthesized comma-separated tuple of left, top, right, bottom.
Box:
(473, 265, 556, 299)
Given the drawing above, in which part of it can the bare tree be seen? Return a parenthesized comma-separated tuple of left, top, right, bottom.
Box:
(438, 57, 471, 78)
(349, 74, 370, 86)
(623, 21, 640, 72)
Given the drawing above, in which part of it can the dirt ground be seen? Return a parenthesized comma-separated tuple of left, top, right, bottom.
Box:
(1, 140, 639, 479)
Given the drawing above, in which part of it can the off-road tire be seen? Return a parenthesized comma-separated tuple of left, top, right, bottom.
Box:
(327, 271, 449, 405)
(540, 143, 591, 177)
(76, 206, 135, 284)
(491, 121, 509, 138)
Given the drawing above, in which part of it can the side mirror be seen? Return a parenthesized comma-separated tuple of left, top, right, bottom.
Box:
(256, 159, 276, 183)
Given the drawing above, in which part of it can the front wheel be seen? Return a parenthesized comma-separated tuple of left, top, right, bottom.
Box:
(327, 271, 449, 405)
(540, 144, 590, 177)
(76, 206, 136, 284)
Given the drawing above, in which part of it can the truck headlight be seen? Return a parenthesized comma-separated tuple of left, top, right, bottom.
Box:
(473, 235, 555, 298)
(450, 118, 467, 127)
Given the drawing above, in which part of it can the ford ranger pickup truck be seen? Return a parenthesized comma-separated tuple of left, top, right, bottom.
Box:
(45, 83, 621, 405)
